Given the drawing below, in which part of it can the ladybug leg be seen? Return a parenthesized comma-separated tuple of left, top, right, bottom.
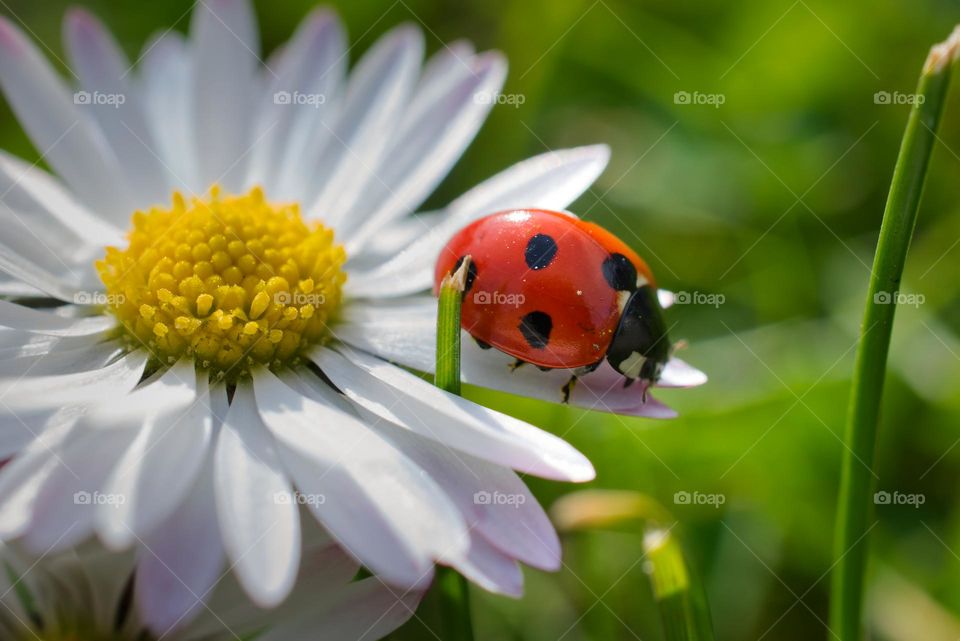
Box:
(508, 358, 527, 372)
(562, 361, 601, 403)
(561, 375, 578, 404)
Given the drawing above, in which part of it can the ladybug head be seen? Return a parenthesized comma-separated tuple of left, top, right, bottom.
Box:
(605, 285, 671, 386)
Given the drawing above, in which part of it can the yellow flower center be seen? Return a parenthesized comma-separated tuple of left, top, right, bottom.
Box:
(97, 186, 346, 380)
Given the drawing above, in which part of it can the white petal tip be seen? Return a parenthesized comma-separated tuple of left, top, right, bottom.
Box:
(659, 358, 708, 388)
(0, 18, 25, 54)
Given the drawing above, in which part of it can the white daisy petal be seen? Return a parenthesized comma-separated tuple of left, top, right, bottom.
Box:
(350, 211, 443, 268)
(0, 211, 103, 291)
(416, 40, 476, 99)
(0, 277, 43, 298)
(659, 357, 708, 388)
(0, 18, 135, 223)
(345, 144, 610, 298)
(0, 151, 123, 247)
(0, 415, 77, 538)
(252, 368, 468, 589)
(256, 577, 423, 641)
(0, 241, 89, 301)
(214, 380, 300, 608)
(337, 297, 678, 417)
(0, 339, 121, 377)
(136, 433, 224, 635)
(188, 541, 360, 640)
(24, 424, 140, 552)
(64, 8, 170, 206)
(191, 0, 259, 191)
(452, 534, 524, 597)
(0, 350, 147, 412)
(367, 416, 562, 572)
(251, 8, 346, 197)
(658, 288, 675, 309)
(343, 51, 508, 249)
(311, 346, 595, 482)
(97, 361, 212, 548)
(0, 301, 114, 336)
(307, 25, 424, 225)
(139, 32, 197, 192)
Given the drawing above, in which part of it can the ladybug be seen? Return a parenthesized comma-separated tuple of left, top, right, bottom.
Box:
(434, 209, 671, 402)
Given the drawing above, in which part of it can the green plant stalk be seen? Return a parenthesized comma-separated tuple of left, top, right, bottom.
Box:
(552, 491, 715, 641)
(435, 257, 473, 641)
(829, 33, 958, 641)
(436, 257, 470, 395)
(644, 528, 715, 641)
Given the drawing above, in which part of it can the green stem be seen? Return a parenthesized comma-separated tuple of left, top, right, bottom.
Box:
(437, 568, 475, 641)
(644, 527, 715, 641)
(829, 32, 958, 641)
(552, 491, 715, 641)
(436, 256, 470, 395)
(435, 256, 473, 641)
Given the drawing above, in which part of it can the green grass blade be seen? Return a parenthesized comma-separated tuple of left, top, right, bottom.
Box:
(435, 256, 473, 641)
(829, 28, 959, 641)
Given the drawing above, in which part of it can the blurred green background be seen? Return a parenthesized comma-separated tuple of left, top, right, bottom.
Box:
(3, 0, 960, 639)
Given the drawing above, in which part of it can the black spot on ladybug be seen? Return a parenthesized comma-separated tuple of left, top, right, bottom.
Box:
(452, 255, 478, 295)
(518, 311, 552, 349)
(524, 234, 558, 270)
(602, 253, 637, 292)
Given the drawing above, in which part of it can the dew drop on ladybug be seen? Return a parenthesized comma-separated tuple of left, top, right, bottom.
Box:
(434, 209, 671, 402)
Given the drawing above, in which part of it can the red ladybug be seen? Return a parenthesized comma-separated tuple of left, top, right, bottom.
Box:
(434, 209, 671, 401)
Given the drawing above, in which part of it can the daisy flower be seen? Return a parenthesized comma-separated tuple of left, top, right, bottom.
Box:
(0, 536, 421, 641)
(0, 0, 703, 632)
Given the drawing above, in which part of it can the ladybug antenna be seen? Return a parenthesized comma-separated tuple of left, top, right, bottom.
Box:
(670, 339, 689, 357)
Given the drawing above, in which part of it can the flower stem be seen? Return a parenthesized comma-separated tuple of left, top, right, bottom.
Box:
(435, 256, 474, 641)
(436, 256, 471, 395)
(829, 29, 959, 641)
